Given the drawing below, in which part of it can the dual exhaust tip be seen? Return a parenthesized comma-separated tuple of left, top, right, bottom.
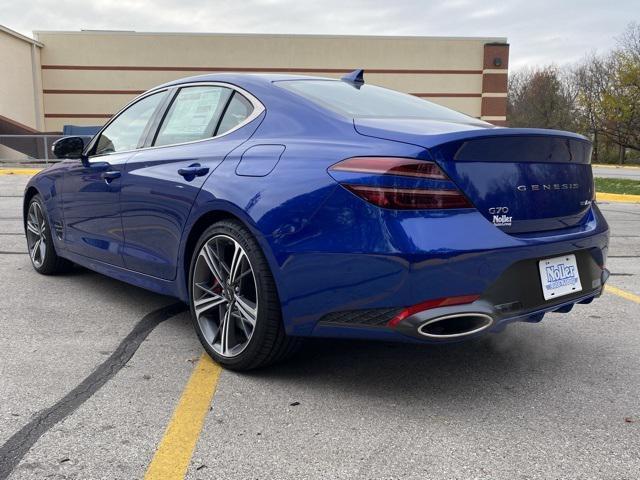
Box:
(417, 313, 494, 339)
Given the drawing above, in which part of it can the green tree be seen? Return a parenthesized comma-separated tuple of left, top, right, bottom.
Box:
(600, 52, 640, 163)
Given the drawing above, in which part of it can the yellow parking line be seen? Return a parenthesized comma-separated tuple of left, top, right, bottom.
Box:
(597, 192, 640, 203)
(144, 353, 222, 480)
(606, 285, 640, 304)
(0, 168, 43, 175)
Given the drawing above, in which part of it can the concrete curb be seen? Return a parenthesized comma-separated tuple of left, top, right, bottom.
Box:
(0, 168, 43, 176)
(597, 192, 640, 203)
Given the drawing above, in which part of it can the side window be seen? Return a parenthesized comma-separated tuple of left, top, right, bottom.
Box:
(216, 93, 254, 135)
(154, 86, 232, 147)
(94, 91, 166, 156)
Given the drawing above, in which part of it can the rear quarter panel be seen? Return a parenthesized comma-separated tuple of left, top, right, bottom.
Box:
(177, 131, 428, 321)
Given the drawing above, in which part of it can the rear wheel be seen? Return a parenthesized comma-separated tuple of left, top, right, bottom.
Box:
(25, 195, 73, 275)
(189, 220, 300, 370)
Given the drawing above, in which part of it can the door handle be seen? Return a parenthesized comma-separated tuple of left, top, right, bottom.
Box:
(178, 163, 209, 180)
(102, 171, 121, 183)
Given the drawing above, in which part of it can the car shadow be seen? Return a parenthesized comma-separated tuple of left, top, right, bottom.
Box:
(250, 322, 594, 406)
(48, 264, 600, 406)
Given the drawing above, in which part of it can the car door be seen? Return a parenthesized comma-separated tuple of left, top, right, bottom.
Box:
(61, 90, 168, 266)
(120, 83, 263, 280)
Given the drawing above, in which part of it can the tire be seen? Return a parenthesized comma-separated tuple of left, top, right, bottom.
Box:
(188, 220, 301, 370)
(25, 195, 73, 275)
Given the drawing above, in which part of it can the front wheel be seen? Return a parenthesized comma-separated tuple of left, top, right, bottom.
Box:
(188, 220, 300, 370)
(25, 195, 73, 275)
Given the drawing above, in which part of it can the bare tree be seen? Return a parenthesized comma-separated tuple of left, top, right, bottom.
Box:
(507, 66, 577, 131)
(573, 54, 610, 162)
(617, 22, 640, 61)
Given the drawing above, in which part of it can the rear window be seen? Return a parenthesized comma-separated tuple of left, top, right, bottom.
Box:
(277, 80, 477, 123)
(217, 93, 254, 135)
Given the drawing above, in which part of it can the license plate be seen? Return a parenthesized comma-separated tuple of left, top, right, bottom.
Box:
(538, 254, 583, 301)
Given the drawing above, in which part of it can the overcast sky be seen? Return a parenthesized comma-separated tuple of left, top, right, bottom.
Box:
(2, 0, 636, 69)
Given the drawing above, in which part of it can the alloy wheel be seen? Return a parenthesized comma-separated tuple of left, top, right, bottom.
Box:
(192, 234, 258, 358)
(26, 201, 47, 268)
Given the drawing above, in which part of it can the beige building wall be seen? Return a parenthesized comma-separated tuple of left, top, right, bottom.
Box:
(0, 26, 44, 131)
(0, 26, 46, 160)
(34, 31, 509, 132)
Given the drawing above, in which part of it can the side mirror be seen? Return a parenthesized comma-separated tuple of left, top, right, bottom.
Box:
(52, 136, 86, 160)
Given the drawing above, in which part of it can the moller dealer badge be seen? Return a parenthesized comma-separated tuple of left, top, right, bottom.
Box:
(488, 206, 512, 227)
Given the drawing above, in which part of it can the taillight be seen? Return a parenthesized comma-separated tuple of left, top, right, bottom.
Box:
(329, 157, 473, 210)
(343, 185, 472, 210)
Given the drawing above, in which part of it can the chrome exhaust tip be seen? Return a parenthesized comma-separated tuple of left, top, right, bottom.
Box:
(417, 313, 494, 339)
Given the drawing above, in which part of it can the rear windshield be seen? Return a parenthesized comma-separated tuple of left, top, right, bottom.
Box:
(277, 79, 478, 123)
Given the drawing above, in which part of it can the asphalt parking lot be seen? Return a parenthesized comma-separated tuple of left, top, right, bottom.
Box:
(592, 165, 640, 180)
(0, 172, 639, 480)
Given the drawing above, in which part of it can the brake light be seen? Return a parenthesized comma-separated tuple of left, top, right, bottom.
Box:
(329, 157, 473, 210)
(388, 295, 481, 327)
(343, 185, 472, 210)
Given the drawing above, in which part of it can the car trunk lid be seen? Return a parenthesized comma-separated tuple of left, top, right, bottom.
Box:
(353, 119, 594, 234)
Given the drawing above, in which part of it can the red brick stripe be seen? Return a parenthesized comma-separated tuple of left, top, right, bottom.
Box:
(44, 114, 113, 118)
(43, 89, 145, 95)
(481, 97, 507, 117)
(43, 89, 481, 98)
(412, 93, 481, 98)
(481, 73, 508, 94)
(483, 44, 509, 70)
(41, 65, 483, 74)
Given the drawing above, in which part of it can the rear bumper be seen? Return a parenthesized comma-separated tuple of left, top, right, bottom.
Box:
(312, 257, 609, 343)
(395, 264, 609, 341)
(313, 284, 607, 343)
(273, 193, 609, 339)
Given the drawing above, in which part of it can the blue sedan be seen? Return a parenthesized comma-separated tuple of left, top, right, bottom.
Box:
(24, 70, 610, 370)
